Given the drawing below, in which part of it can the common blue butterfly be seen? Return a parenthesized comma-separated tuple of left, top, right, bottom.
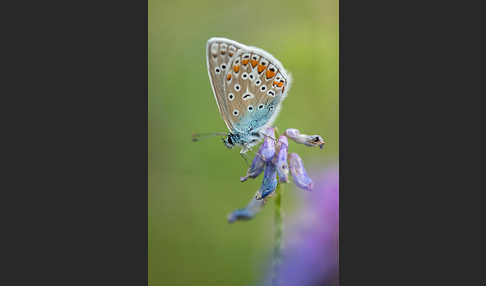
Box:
(206, 37, 291, 154)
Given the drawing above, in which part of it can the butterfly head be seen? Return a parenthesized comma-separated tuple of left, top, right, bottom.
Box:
(223, 133, 235, 149)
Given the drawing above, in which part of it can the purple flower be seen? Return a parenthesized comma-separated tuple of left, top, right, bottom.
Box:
(285, 128, 325, 149)
(256, 161, 278, 200)
(240, 152, 265, 182)
(262, 166, 339, 286)
(259, 127, 276, 162)
(289, 153, 313, 191)
(273, 135, 290, 183)
(227, 192, 266, 223)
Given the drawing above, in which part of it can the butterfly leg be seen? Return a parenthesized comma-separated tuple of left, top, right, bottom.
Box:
(259, 131, 278, 143)
(240, 152, 250, 167)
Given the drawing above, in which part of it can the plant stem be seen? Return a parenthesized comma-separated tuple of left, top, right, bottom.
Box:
(272, 181, 283, 286)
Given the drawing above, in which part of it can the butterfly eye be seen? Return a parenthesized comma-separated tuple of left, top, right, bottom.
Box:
(234, 84, 241, 91)
(260, 85, 267, 92)
(233, 109, 239, 116)
(242, 73, 248, 79)
(255, 80, 261, 86)
(258, 104, 264, 110)
(248, 105, 254, 112)
(228, 93, 234, 101)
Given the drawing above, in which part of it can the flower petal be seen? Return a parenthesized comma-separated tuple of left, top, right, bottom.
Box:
(285, 128, 325, 149)
(256, 161, 278, 200)
(240, 152, 265, 182)
(289, 153, 313, 191)
(227, 191, 265, 223)
(273, 135, 290, 183)
(259, 127, 276, 162)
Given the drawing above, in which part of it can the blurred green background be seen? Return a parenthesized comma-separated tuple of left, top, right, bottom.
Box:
(149, 0, 338, 285)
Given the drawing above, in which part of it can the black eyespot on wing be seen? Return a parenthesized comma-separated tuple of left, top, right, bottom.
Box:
(221, 64, 226, 69)
(260, 85, 266, 92)
(258, 104, 264, 110)
(243, 93, 251, 99)
(248, 105, 254, 111)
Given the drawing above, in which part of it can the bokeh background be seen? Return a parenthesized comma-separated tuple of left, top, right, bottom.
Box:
(149, 0, 338, 285)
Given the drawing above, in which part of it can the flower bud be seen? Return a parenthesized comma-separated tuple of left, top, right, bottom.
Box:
(289, 153, 313, 191)
(273, 135, 289, 183)
(227, 192, 265, 223)
(285, 128, 325, 149)
(240, 153, 265, 182)
(256, 161, 278, 200)
(259, 127, 276, 162)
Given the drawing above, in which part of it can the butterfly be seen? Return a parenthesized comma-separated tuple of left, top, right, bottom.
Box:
(205, 37, 291, 154)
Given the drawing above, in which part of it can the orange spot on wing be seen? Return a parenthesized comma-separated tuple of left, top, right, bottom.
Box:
(233, 65, 240, 73)
(257, 64, 266, 73)
(250, 60, 258, 67)
(242, 59, 249, 65)
(227, 74, 232, 80)
(229, 52, 233, 57)
(266, 70, 276, 79)
(277, 82, 284, 87)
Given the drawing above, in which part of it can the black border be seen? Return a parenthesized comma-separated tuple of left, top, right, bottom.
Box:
(5, 1, 148, 284)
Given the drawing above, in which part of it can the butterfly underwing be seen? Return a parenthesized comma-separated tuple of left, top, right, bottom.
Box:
(206, 37, 291, 153)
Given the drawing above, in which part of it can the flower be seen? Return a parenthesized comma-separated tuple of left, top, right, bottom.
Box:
(255, 161, 278, 200)
(289, 153, 313, 192)
(227, 191, 266, 223)
(261, 166, 339, 286)
(273, 135, 290, 183)
(240, 152, 265, 182)
(230, 126, 325, 223)
(285, 128, 325, 149)
(259, 127, 276, 162)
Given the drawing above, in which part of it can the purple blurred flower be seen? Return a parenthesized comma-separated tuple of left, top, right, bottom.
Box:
(262, 166, 339, 286)
(289, 153, 313, 191)
(273, 135, 290, 183)
(285, 128, 325, 149)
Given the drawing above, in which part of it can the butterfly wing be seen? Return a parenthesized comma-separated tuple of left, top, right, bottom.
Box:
(222, 44, 291, 134)
(206, 38, 246, 131)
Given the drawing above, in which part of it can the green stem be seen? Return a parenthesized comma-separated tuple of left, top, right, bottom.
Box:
(272, 181, 283, 286)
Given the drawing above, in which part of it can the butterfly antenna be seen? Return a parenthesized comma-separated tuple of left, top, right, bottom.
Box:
(192, 132, 227, 142)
